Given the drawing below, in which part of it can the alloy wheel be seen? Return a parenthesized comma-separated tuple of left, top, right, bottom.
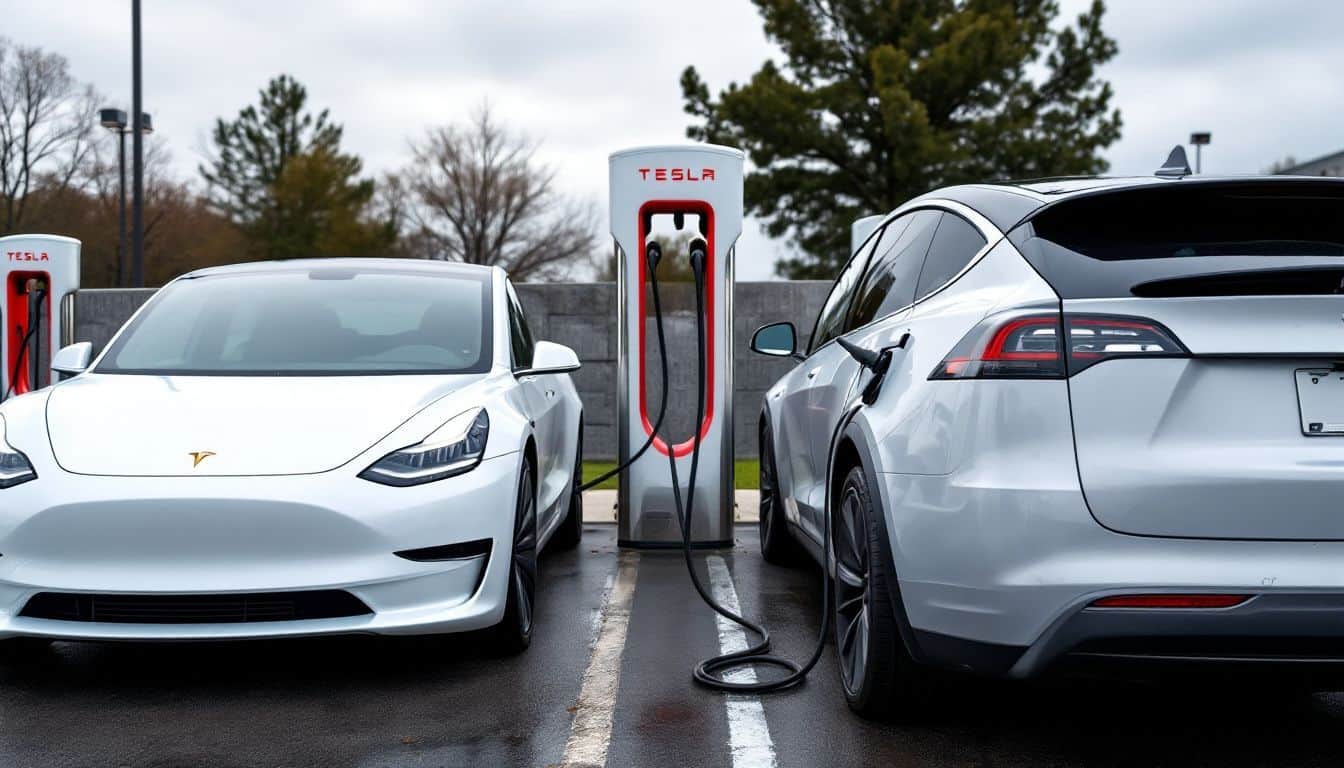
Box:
(759, 435, 778, 547)
(833, 483, 871, 696)
(512, 463, 539, 637)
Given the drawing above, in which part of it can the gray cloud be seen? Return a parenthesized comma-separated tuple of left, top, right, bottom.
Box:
(9, 0, 1344, 280)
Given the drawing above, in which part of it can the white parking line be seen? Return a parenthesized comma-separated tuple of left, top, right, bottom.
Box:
(559, 551, 638, 768)
(707, 555, 778, 768)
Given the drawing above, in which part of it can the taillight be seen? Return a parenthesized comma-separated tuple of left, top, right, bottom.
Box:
(931, 312, 1188, 379)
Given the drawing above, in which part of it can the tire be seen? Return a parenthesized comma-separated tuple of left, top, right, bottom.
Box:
(550, 421, 584, 551)
(488, 459, 538, 655)
(759, 419, 806, 566)
(832, 464, 935, 719)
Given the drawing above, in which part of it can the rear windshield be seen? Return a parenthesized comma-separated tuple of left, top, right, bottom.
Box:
(1013, 181, 1344, 298)
(97, 266, 493, 375)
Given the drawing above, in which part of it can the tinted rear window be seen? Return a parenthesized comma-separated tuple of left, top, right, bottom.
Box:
(1014, 181, 1344, 298)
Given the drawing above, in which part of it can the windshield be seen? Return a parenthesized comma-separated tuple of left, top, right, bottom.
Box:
(96, 266, 494, 375)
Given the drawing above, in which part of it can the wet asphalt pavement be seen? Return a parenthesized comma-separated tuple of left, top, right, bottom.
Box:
(2, 525, 1344, 767)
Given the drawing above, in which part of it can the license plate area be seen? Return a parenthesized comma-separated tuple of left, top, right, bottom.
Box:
(1296, 369, 1344, 435)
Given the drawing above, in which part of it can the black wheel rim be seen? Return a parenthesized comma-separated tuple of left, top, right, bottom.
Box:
(833, 483, 870, 696)
(513, 465, 538, 636)
(759, 429, 777, 546)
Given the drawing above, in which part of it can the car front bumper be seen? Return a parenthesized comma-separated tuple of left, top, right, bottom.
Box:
(0, 453, 521, 641)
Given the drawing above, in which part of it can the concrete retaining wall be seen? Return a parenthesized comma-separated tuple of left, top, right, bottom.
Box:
(72, 281, 830, 459)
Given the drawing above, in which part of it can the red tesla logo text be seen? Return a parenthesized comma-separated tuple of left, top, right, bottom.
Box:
(7, 251, 49, 262)
(638, 168, 717, 182)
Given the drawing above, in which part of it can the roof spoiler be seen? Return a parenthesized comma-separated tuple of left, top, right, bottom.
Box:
(1154, 145, 1192, 178)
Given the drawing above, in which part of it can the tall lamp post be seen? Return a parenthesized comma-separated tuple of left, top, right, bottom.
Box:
(1190, 132, 1212, 174)
(131, 0, 146, 287)
(98, 108, 153, 288)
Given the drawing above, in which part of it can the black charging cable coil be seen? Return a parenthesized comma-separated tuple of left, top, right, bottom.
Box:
(657, 238, 863, 693)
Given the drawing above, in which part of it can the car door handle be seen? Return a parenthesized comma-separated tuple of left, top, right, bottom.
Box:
(545, 388, 556, 398)
(806, 367, 821, 380)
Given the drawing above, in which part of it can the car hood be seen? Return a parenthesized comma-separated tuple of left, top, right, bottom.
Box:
(45, 373, 483, 477)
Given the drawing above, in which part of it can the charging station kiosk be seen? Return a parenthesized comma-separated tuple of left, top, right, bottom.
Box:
(610, 145, 743, 548)
(0, 234, 80, 399)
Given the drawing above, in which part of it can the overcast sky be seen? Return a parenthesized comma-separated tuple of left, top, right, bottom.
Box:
(10, 0, 1344, 279)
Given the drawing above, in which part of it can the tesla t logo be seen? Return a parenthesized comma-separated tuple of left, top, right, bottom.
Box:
(188, 451, 216, 469)
(6, 251, 49, 262)
(637, 168, 716, 182)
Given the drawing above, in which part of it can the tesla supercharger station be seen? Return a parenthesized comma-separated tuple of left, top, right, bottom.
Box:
(0, 234, 80, 399)
(611, 144, 743, 549)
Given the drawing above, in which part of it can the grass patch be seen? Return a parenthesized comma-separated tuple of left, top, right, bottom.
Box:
(583, 459, 760, 491)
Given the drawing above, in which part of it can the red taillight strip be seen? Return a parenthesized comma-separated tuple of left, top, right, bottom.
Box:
(982, 316, 1060, 361)
(1089, 594, 1251, 609)
(1067, 317, 1164, 331)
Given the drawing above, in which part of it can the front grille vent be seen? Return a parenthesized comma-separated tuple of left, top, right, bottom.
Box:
(19, 590, 372, 624)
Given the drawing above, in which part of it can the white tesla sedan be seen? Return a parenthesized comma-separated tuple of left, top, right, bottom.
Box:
(0, 259, 584, 654)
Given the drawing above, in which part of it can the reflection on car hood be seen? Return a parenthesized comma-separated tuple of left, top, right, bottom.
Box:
(45, 373, 482, 476)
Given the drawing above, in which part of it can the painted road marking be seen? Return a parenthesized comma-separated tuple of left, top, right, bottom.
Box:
(559, 551, 638, 768)
(707, 555, 778, 768)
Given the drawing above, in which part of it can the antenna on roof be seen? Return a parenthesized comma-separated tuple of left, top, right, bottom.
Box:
(1154, 145, 1192, 178)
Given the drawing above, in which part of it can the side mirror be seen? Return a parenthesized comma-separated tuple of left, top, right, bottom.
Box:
(750, 322, 801, 359)
(521, 340, 581, 375)
(51, 342, 93, 376)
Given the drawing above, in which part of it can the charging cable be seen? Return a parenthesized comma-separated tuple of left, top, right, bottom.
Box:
(655, 237, 866, 693)
(579, 242, 674, 492)
(3, 281, 47, 402)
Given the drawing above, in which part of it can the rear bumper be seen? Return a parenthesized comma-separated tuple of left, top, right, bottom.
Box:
(0, 454, 520, 641)
(884, 468, 1344, 678)
(912, 592, 1344, 680)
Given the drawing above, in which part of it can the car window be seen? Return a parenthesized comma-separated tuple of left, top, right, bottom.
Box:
(916, 213, 987, 300)
(98, 267, 493, 375)
(808, 230, 879, 353)
(506, 282, 536, 371)
(847, 210, 941, 330)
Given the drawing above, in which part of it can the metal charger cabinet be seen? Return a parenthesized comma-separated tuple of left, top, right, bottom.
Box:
(0, 235, 81, 399)
(610, 145, 743, 548)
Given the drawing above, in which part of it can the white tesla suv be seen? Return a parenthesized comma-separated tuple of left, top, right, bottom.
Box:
(0, 259, 583, 654)
(751, 176, 1344, 716)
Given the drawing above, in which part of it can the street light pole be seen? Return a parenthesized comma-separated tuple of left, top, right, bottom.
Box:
(1190, 132, 1212, 175)
(131, 0, 145, 287)
(99, 108, 130, 287)
(117, 129, 127, 287)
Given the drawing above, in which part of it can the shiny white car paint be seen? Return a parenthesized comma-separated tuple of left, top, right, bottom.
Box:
(0, 260, 582, 641)
(762, 188, 1344, 675)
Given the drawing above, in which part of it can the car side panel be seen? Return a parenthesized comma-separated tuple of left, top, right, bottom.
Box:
(768, 363, 815, 531)
(536, 373, 581, 548)
(797, 340, 866, 538)
(865, 238, 1060, 477)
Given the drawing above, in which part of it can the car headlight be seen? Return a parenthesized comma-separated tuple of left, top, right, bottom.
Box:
(359, 408, 489, 487)
(0, 415, 37, 489)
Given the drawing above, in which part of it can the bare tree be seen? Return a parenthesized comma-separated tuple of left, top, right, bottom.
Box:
(0, 38, 100, 232)
(403, 106, 597, 281)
